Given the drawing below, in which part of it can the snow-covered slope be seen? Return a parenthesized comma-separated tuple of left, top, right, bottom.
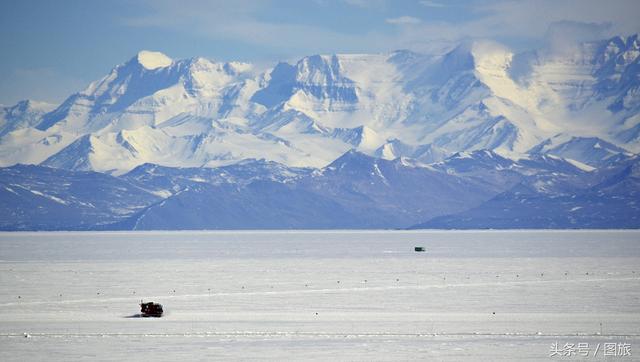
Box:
(413, 156, 640, 229)
(0, 100, 70, 167)
(529, 135, 634, 167)
(0, 35, 639, 174)
(0, 100, 55, 138)
(3, 148, 636, 230)
(0, 164, 160, 230)
(36, 51, 258, 134)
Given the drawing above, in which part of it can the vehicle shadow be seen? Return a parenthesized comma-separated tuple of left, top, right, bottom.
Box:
(123, 313, 147, 318)
(123, 313, 163, 318)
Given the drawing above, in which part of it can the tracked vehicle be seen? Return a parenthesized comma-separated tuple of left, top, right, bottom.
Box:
(140, 301, 163, 317)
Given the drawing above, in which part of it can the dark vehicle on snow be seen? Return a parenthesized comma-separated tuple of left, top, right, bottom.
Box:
(140, 301, 163, 317)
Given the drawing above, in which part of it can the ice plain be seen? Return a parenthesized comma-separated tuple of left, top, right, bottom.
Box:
(1, 230, 639, 361)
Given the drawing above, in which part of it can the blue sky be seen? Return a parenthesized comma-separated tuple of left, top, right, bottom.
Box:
(1, 0, 639, 105)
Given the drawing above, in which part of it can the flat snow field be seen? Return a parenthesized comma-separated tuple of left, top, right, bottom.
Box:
(1, 230, 639, 361)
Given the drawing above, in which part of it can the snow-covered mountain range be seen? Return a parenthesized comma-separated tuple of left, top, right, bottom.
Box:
(2, 149, 637, 230)
(1, 35, 639, 229)
(2, 35, 639, 174)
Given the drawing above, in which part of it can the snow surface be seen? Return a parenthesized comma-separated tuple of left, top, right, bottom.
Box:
(136, 51, 173, 70)
(1, 230, 639, 361)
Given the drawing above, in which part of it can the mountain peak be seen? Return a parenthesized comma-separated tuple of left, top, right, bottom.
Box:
(135, 50, 173, 70)
(0, 99, 56, 138)
(5, 99, 55, 112)
(326, 149, 375, 170)
(3, 34, 640, 175)
(441, 40, 512, 72)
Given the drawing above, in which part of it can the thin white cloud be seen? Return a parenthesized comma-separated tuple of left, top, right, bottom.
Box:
(473, 0, 640, 40)
(386, 16, 422, 25)
(342, 0, 387, 8)
(419, 0, 445, 8)
(122, 0, 394, 58)
(122, 0, 640, 59)
(545, 20, 612, 53)
(384, 0, 640, 55)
